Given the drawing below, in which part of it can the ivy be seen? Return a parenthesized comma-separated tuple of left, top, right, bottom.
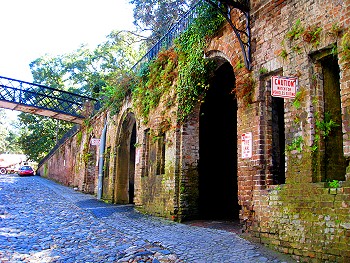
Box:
(341, 30, 350, 65)
(131, 2, 225, 123)
(132, 49, 178, 121)
(174, 3, 225, 122)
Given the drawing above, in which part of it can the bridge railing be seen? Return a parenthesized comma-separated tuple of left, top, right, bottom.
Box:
(0, 76, 97, 118)
(131, 0, 204, 72)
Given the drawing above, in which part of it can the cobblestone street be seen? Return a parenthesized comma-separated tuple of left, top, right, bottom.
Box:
(0, 174, 295, 263)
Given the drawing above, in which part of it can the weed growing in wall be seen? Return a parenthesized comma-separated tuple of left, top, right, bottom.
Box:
(303, 26, 322, 47)
(341, 30, 350, 65)
(315, 111, 339, 139)
(234, 69, 255, 107)
(286, 19, 304, 41)
(286, 136, 303, 153)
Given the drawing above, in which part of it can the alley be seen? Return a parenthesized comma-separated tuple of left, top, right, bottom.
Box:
(0, 174, 295, 263)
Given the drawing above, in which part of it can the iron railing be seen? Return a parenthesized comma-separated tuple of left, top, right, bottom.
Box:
(131, 0, 204, 72)
(0, 76, 97, 119)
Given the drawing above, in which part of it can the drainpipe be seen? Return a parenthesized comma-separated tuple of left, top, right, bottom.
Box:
(97, 118, 107, 200)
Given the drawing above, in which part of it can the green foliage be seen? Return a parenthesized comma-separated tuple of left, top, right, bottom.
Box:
(175, 3, 225, 122)
(0, 109, 21, 154)
(235, 60, 245, 70)
(328, 180, 339, 188)
(133, 49, 178, 120)
(234, 71, 255, 108)
(311, 111, 339, 153)
(132, 3, 224, 123)
(76, 131, 83, 145)
(292, 45, 302, 54)
(286, 136, 303, 153)
(259, 67, 268, 75)
(17, 113, 73, 162)
(292, 90, 305, 109)
(293, 87, 306, 108)
(316, 111, 339, 138)
(331, 43, 338, 56)
(331, 23, 342, 37)
(30, 31, 139, 98)
(341, 30, 350, 64)
(129, 0, 196, 49)
(303, 26, 322, 47)
(279, 49, 288, 60)
(286, 19, 304, 41)
(311, 134, 320, 153)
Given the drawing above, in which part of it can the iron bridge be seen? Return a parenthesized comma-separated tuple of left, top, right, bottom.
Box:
(0, 76, 97, 124)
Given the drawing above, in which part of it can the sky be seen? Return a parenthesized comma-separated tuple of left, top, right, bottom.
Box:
(0, 0, 135, 82)
(0, 0, 135, 121)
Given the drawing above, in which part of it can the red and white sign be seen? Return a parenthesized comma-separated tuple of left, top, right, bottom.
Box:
(241, 132, 252, 159)
(271, 76, 298, 98)
(90, 138, 101, 146)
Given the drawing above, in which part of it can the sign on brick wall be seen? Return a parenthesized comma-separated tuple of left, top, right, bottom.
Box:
(241, 132, 252, 159)
(271, 76, 298, 98)
(90, 138, 101, 146)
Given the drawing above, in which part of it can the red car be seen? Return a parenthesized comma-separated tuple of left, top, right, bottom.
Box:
(18, 166, 35, 176)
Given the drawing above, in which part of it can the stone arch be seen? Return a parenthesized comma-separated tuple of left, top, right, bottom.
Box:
(114, 110, 137, 204)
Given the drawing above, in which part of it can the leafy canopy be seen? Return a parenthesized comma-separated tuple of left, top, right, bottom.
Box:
(17, 113, 73, 162)
(129, 0, 196, 48)
(0, 109, 21, 154)
(30, 31, 140, 97)
(18, 31, 140, 162)
(131, 2, 225, 122)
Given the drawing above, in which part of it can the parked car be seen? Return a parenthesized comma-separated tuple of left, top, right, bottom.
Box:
(18, 166, 35, 176)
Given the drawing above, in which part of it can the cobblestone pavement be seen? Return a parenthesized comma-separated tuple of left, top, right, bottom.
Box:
(0, 174, 296, 263)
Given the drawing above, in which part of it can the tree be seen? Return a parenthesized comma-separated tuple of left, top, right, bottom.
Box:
(0, 109, 7, 153)
(18, 30, 140, 161)
(17, 113, 73, 162)
(30, 30, 140, 97)
(5, 130, 22, 154)
(0, 109, 21, 154)
(129, 0, 197, 47)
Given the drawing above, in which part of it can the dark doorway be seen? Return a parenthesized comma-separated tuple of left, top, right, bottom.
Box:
(271, 96, 285, 184)
(129, 123, 136, 204)
(199, 61, 239, 220)
(321, 56, 346, 181)
(115, 112, 136, 204)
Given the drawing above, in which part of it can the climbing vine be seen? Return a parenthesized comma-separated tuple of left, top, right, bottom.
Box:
(174, 3, 225, 122)
(132, 49, 178, 121)
(131, 3, 225, 123)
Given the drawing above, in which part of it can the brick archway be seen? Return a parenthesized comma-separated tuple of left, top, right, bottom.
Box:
(114, 111, 137, 204)
(198, 58, 239, 219)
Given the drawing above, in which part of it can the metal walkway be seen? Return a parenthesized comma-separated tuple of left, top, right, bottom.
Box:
(0, 76, 97, 124)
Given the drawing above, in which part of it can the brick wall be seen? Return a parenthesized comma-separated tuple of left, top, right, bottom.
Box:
(37, 0, 350, 261)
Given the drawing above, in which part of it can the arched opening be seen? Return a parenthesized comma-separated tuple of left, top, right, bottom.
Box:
(115, 112, 137, 204)
(129, 123, 136, 204)
(198, 61, 239, 220)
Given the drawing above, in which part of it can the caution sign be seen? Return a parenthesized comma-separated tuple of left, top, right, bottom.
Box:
(241, 132, 252, 159)
(271, 76, 298, 99)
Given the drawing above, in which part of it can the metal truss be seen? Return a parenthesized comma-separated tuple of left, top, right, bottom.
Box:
(0, 76, 97, 123)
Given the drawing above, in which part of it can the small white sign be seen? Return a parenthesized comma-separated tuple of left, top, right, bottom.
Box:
(135, 149, 140, 164)
(91, 138, 101, 146)
(241, 132, 252, 159)
(271, 76, 298, 99)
